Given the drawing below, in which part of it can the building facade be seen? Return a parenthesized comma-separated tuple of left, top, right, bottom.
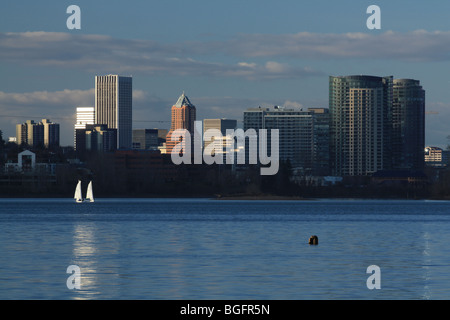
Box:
(165, 92, 196, 155)
(85, 124, 117, 152)
(203, 118, 238, 163)
(392, 79, 425, 171)
(95, 75, 132, 149)
(132, 129, 160, 150)
(16, 119, 59, 149)
(425, 146, 448, 168)
(74, 107, 95, 150)
(244, 106, 321, 173)
(308, 108, 331, 176)
(329, 75, 393, 176)
(41, 119, 60, 148)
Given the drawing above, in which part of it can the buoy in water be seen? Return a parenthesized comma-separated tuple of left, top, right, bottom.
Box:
(309, 235, 318, 245)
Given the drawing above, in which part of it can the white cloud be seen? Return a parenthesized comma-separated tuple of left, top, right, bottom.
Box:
(283, 101, 304, 109)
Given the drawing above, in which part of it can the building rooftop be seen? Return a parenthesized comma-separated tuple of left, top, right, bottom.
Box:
(174, 92, 194, 108)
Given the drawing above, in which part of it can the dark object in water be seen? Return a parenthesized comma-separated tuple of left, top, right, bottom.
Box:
(309, 235, 318, 245)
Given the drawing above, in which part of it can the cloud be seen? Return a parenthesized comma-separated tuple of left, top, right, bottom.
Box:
(218, 30, 450, 61)
(2, 29, 449, 83)
(283, 101, 304, 109)
(0, 31, 322, 80)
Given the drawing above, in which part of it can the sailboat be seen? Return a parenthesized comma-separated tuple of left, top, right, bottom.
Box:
(86, 181, 94, 203)
(74, 180, 83, 203)
(74, 180, 94, 203)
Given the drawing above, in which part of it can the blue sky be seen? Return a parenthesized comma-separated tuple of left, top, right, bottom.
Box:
(1, 0, 450, 147)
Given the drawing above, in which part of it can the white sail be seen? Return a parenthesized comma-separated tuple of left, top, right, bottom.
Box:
(86, 181, 94, 202)
(74, 180, 83, 203)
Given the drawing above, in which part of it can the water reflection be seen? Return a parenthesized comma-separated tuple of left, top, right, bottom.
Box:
(71, 223, 100, 299)
(422, 231, 431, 300)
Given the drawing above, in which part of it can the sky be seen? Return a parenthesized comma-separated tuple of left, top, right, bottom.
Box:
(1, 0, 450, 147)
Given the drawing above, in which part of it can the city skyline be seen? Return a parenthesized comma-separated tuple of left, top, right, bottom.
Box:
(1, 1, 450, 148)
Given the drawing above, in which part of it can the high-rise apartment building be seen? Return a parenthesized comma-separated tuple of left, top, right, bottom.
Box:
(392, 79, 425, 170)
(16, 122, 28, 146)
(16, 119, 59, 148)
(165, 92, 196, 155)
(329, 75, 393, 176)
(41, 119, 60, 148)
(95, 75, 132, 149)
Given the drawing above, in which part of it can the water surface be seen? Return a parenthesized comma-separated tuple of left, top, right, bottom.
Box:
(1, 198, 449, 300)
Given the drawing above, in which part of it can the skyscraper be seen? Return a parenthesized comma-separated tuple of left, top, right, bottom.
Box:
(329, 75, 393, 176)
(165, 92, 196, 155)
(308, 108, 331, 176)
(392, 79, 425, 171)
(95, 75, 132, 149)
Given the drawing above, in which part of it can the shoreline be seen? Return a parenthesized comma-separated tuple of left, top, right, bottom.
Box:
(213, 194, 312, 200)
(1, 193, 449, 201)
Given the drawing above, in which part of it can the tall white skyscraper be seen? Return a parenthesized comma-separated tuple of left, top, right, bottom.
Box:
(95, 75, 132, 149)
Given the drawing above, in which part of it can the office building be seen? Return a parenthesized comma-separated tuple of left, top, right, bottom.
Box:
(85, 124, 117, 152)
(74, 107, 95, 150)
(243, 106, 315, 171)
(329, 75, 393, 176)
(203, 119, 238, 163)
(133, 129, 159, 150)
(165, 92, 196, 155)
(95, 75, 132, 149)
(392, 79, 425, 170)
(425, 146, 448, 168)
